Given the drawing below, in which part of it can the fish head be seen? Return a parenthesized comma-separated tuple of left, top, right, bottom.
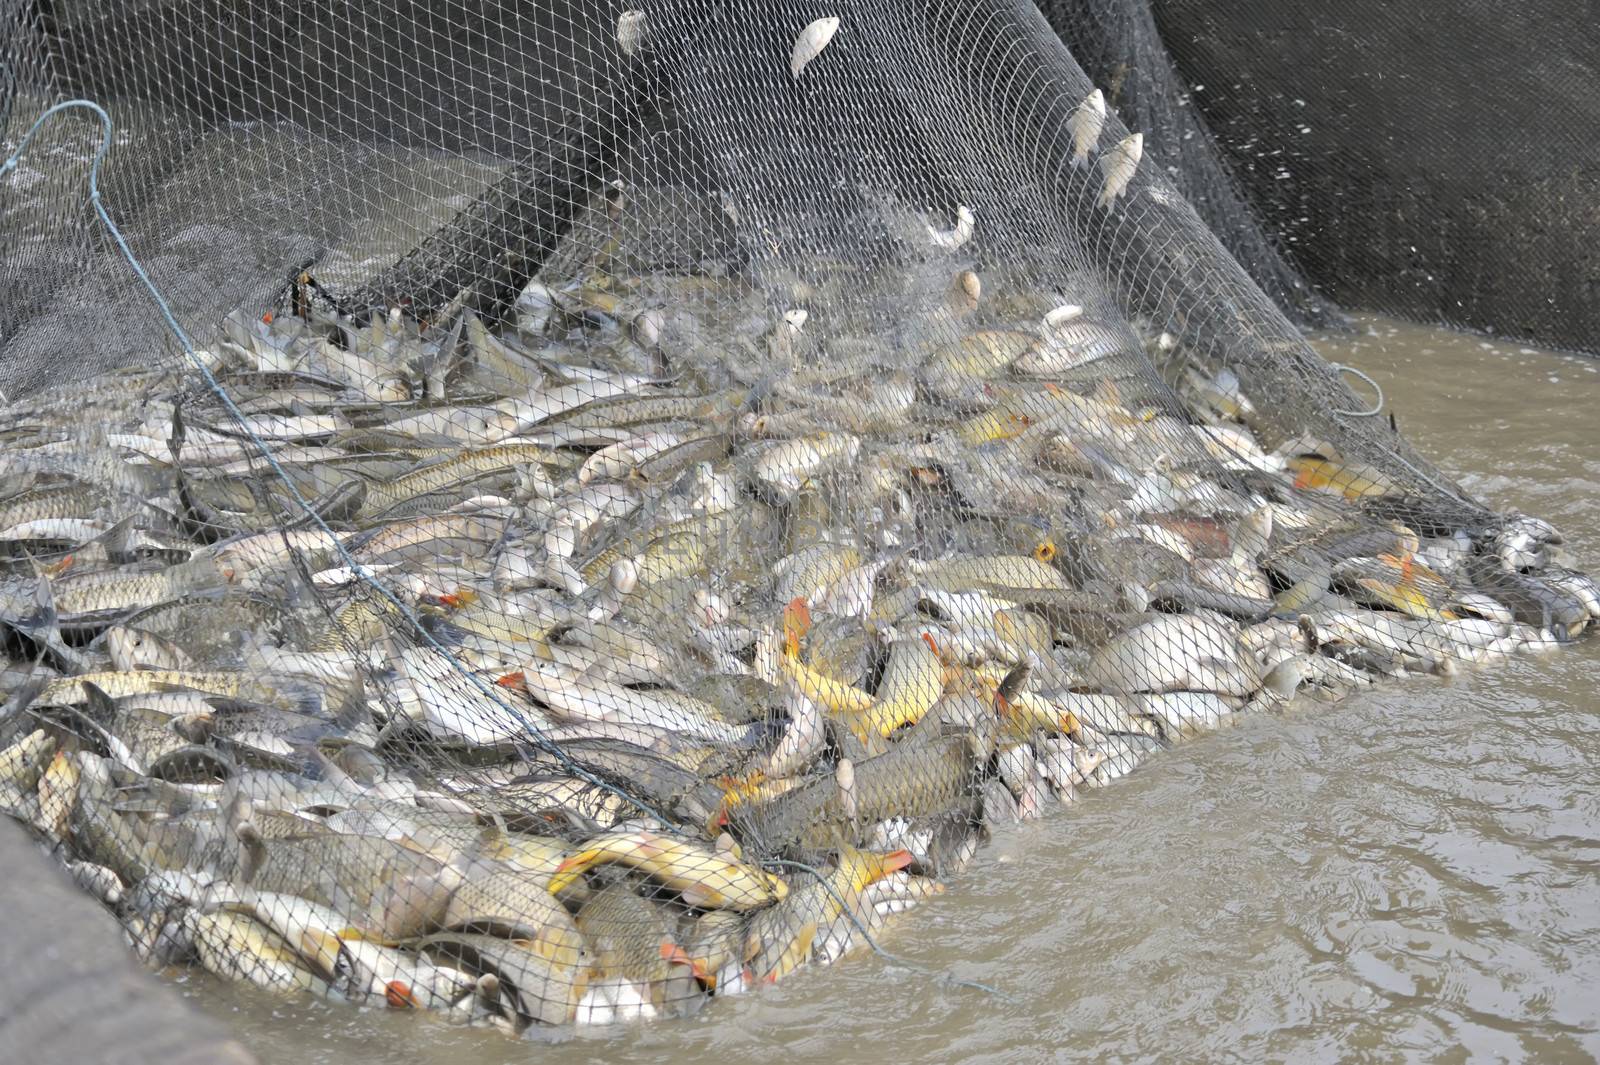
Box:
(104, 626, 180, 672)
(0, 729, 56, 790)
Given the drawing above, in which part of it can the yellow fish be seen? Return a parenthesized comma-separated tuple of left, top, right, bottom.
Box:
(1288, 454, 1398, 500)
(954, 407, 1034, 447)
(780, 598, 875, 715)
(547, 829, 787, 911)
(836, 637, 943, 743)
(742, 846, 913, 986)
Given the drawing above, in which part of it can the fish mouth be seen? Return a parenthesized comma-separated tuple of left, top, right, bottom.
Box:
(659, 942, 714, 986)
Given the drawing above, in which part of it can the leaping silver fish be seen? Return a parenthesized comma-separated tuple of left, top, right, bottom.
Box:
(1067, 88, 1106, 168)
(1098, 131, 1143, 209)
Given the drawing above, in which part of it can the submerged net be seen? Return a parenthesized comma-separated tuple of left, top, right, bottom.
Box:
(1, 0, 1595, 1034)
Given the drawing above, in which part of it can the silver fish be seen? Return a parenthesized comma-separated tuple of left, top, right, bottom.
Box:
(1066, 88, 1106, 167)
(1098, 132, 1143, 208)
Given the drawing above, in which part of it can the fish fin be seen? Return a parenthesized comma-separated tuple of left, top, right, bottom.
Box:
(168, 400, 186, 459)
(781, 597, 812, 655)
(419, 617, 470, 646)
(297, 929, 347, 983)
(995, 660, 1031, 709)
(219, 785, 259, 841)
(843, 715, 877, 748)
(0, 674, 44, 724)
(874, 848, 915, 879)
(311, 746, 360, 795)
(325, 676, 372, 732)
(79, 681, 118, 724)
(660, 942, 713, 986)
(234, 819, 266, 886)
(342, 526, 383, 554)
(92, 515, 142, 566)
(13, 575, 59, 637)
(735, 721, 765, 750)
(18, 547, 44, 582)
(266, 675, 328, 717)
(172, 713, 214, 745)
(771, 922, 818, 983)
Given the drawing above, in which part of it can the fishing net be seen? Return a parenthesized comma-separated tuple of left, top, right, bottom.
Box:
(1071, 0, 1600, 356)
(1, 0, 1595, 1036)
(1036, 0, 1345, 334)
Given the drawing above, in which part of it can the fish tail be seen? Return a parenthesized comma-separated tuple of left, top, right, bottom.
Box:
(14, 575, 59, 637)
(264, 675, 327, 717)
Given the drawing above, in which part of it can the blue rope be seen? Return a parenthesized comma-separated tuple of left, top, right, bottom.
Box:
(1, 99, 670, 824)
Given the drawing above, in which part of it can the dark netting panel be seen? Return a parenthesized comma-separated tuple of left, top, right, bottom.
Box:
(1143, 0, 1600, 356)
(1, 0, 1595, 1034)
(1037, 0, 1345, 333)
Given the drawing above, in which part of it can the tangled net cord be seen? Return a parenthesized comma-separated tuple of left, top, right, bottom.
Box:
(0, 99, 670, 823)
(1327, 362, 1385, 417)
(2, 99, 1011, 1004)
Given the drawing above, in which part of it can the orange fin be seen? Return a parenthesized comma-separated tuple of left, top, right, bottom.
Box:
(660, 942, 714, 986)
(384, 980, 419, 1009)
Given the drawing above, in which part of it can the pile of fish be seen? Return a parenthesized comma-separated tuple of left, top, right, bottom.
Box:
(0, 226, 1595, 1033)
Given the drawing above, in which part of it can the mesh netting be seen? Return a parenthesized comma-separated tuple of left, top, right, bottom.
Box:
(1, 0, 1595, 1034)
(1037, 0, 1346, 333)
(1137, 0, 1600, 356)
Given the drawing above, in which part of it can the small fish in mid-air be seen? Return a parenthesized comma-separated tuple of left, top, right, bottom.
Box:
(1098, 132, 1143, 209)
(791, 16, 841, 79)
(1066, 88, 1106, 167)
(928, 204, 975, 250)
(617, 10, 647, 56)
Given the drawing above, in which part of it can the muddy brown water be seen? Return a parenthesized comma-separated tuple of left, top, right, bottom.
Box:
(180, 318, 1600, 1062)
